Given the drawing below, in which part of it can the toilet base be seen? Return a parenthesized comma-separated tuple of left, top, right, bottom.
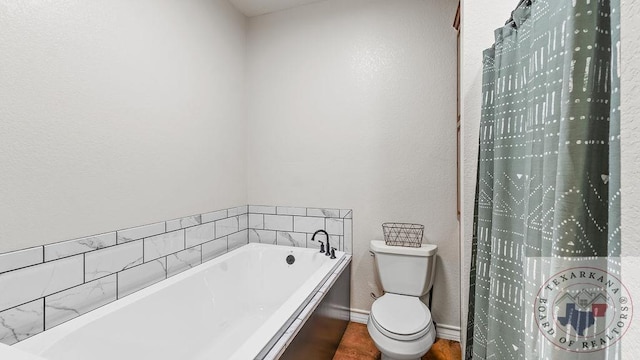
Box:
(381, 353, 419, 360)
(367, 316, 435, 360)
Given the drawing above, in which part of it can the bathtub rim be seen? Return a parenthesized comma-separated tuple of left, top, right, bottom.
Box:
(227, 246, 348, 359)
(262, 255, 351, 360)
(254, 254, 351, 359)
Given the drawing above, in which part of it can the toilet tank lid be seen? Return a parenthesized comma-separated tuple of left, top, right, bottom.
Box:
(370, 240, 437, 256)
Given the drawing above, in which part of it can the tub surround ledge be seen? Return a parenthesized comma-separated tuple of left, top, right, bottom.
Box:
(263, 255, 352, 360)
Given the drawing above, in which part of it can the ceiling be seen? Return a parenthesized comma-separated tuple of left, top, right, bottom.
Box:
(228, 0, 327, 17)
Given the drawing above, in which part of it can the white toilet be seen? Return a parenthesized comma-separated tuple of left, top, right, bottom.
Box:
(367, 240, 438, 360)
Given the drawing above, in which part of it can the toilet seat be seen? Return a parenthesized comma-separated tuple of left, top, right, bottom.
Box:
(370, 293, 432, 341)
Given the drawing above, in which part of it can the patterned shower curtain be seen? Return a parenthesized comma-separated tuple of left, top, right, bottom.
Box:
(466, 0, 622, 359)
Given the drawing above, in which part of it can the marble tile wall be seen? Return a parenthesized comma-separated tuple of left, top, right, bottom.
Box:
(0, 205, 249, 345)
(0, 204, 352, 346)
(248, 206, 353, 254)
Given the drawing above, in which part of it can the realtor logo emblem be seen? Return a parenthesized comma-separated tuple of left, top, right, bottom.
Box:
(534, 267, 633, 352)
(556, 290, 608, 336)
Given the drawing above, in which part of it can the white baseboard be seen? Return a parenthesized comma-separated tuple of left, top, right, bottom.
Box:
(349, 308, 461, 342)
(350, 308, 370, 324)
(434, 323, 461, 342)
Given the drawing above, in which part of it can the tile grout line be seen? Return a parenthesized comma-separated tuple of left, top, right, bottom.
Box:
(41, 297, 46, 334)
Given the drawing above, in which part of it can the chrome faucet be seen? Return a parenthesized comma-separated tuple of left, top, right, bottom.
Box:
(311, 229, 334, 257)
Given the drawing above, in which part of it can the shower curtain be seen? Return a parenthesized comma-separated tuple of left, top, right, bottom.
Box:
(466, 0, 621, 359)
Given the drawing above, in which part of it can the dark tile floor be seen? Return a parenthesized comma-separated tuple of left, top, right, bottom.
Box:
(333, 322, 461, 360)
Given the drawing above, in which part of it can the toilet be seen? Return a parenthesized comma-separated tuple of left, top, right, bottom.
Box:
(367, 240, 438, 360)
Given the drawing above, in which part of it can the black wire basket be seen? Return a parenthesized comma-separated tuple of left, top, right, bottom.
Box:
(382, 223, 424, 248)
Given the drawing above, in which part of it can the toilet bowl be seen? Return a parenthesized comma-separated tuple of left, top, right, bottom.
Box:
(367, 293, 436, 360)
(367, 240, 438, 360)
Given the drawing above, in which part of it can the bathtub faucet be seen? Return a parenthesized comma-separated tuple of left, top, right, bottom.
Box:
(311, 229, 332, 257)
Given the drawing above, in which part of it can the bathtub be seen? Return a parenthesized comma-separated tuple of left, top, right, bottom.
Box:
(4, 243, 350, 360)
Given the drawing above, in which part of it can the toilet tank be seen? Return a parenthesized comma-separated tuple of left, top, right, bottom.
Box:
(370, 240, 437, 297)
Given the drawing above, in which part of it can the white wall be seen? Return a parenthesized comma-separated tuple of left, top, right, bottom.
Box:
(246, 0, 460, 329)
(620, 1, 640, 260)
(0, 0, 247, 253)
(459, 0, 518, 348)
(619, 0, 640, 353)
(460, 0, 640, 352)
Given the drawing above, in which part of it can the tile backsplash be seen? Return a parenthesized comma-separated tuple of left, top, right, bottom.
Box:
(0, 204, 352, 345)
(248, 205, 353, 254)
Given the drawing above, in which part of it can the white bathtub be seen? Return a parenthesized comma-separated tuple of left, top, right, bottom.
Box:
(7, 243, 347, 360)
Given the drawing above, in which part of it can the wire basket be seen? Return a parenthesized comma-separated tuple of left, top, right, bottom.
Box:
(382, 223, 424, 248)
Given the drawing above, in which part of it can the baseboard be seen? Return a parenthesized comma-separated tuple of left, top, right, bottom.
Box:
(349, 308, 461, 342)
(434, 323, 461, 342)
(349, 308, 370, 324)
